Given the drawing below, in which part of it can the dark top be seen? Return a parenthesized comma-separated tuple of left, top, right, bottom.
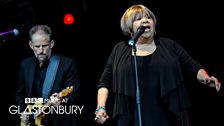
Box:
(33, 59, 49, 97)
(136, 54, 173, 126)
(97, 37, 202, 126)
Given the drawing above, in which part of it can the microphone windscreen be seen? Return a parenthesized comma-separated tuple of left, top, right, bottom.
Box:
(13, 29, 19, 36)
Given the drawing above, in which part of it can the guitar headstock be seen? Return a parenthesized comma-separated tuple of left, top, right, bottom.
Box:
(59, 86, 73, 97)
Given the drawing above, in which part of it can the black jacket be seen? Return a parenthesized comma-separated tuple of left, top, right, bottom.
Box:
(98, 37, 202, 126)
(16, 54, 80, 126)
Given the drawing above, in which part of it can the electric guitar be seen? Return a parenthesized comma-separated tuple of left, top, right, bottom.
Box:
(20, 86, 73, 126)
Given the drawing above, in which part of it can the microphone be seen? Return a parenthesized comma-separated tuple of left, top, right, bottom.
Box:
(128, 26, 146, 46)
(0, 29, 19, 38)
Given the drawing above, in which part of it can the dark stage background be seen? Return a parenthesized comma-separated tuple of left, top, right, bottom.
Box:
(1, 0, 223, 126)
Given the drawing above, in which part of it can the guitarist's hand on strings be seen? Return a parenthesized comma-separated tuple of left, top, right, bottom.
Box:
(20, 110, 31, 124)
(50, 93, 63, 107)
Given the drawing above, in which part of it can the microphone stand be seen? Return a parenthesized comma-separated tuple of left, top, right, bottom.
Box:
(132, 44, 142, 126)
(129, 26, 145, 126)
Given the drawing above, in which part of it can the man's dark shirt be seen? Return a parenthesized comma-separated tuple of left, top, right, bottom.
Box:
(33, 59, 49, 97)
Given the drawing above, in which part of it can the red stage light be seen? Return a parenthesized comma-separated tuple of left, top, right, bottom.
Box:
(63, 13, 75, 25)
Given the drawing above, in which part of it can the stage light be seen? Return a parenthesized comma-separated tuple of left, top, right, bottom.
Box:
(63, 13, 75, 25)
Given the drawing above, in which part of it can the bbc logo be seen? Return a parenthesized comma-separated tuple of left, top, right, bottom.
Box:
(25, 98, 44, 104)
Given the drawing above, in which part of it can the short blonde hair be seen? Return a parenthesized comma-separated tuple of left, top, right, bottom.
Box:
(120, 4, 157, 36)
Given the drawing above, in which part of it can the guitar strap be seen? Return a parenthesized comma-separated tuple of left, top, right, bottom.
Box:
(42, 54, 60, 100)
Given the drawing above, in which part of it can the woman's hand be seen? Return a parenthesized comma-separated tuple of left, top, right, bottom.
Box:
(95, 107, 109, 124)
(201, 76, 221, 91)
(197, 69, 221, 92)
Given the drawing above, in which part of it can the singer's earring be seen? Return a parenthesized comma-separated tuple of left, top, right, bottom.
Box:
(130, 32, 134, 37)
(154, 31, 156, 36)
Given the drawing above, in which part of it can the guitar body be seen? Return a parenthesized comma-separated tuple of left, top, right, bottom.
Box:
(20, 121, 30, 126)
(20, 86, 73, 126)
(35, 114, 45, 126)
